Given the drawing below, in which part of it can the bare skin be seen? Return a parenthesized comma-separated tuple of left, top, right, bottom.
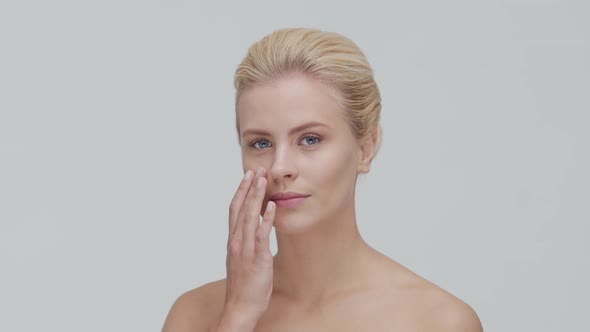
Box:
(163, 250, 482, 331)
(162, 73, 482, 332)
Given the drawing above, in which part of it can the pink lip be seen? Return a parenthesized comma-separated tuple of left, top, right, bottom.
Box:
(269, 192, 310, 208)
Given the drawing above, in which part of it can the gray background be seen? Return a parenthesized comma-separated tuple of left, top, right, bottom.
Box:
(1, 1, 588, 331)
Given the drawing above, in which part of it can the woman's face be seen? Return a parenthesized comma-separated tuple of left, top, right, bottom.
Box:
(237, 73, 368, 234)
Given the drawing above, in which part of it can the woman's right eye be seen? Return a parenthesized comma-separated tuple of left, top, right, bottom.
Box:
(251, 139, 272, 149)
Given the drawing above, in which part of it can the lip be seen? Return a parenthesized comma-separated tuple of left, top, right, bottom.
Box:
(269, 192, 309, 201)
(269, 192, 310, 208)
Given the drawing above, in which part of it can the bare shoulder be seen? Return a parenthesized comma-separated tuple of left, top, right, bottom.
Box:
(373, 253, 482, 331)
(419, 284, 483, 332)
(402, 276, 483, 332)
(161, 279, 227, 332)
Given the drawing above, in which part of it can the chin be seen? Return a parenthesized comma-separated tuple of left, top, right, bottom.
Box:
(272, 211, 326, 235)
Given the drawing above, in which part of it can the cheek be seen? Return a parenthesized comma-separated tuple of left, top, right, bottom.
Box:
(313, 147, 357, 189)
(241, 150, 271, 172)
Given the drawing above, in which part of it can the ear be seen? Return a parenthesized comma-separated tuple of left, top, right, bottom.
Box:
(357, 130, 377, 174)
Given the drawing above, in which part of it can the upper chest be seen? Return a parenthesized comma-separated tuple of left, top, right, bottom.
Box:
(252, 291, 431, 332)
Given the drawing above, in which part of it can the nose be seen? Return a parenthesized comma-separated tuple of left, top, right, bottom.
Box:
(268, 145, 298, 183)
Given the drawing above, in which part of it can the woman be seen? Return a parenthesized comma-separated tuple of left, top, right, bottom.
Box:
(163, 28, 482, 332)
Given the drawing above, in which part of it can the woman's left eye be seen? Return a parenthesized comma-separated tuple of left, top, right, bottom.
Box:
(300, 135, 321, 146)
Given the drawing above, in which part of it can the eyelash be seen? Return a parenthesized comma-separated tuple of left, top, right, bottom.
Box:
(249, 134, 322, 149)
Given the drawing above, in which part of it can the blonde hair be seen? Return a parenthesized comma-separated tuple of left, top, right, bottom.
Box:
(234, 27, 382, 158)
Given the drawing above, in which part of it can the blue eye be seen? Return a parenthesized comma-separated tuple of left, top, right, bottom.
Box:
(300, 135, 321, 146)
(251, 139, 272, 149)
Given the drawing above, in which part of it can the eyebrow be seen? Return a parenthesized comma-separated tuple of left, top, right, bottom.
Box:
(241, 121, 329, 138)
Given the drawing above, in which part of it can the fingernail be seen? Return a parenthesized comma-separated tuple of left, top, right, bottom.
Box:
(257, 177, 265, 189)
(256, 168, 264, 177)
(244, 170, 253, 180)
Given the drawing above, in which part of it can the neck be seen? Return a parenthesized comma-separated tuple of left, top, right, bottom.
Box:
(271, 203, 374, 305)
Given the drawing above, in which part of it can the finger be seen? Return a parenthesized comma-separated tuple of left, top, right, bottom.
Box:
(255, 201, 276, 259)
(228, 169, 254, 238)
(233, 168, 264, 245)
(241, 168, 267, 255)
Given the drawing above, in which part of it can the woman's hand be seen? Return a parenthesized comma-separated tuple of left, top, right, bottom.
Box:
(219, 167, 276, 330)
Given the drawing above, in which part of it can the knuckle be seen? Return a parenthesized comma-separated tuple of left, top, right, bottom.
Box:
(229, 199, 238, 209)
(227, 239, 241, 255)
(229, 203, 239, 216)
(255, 229, 266, 243)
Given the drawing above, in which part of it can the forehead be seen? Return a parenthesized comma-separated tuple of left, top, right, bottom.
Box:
(237, 74, 348, 134)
